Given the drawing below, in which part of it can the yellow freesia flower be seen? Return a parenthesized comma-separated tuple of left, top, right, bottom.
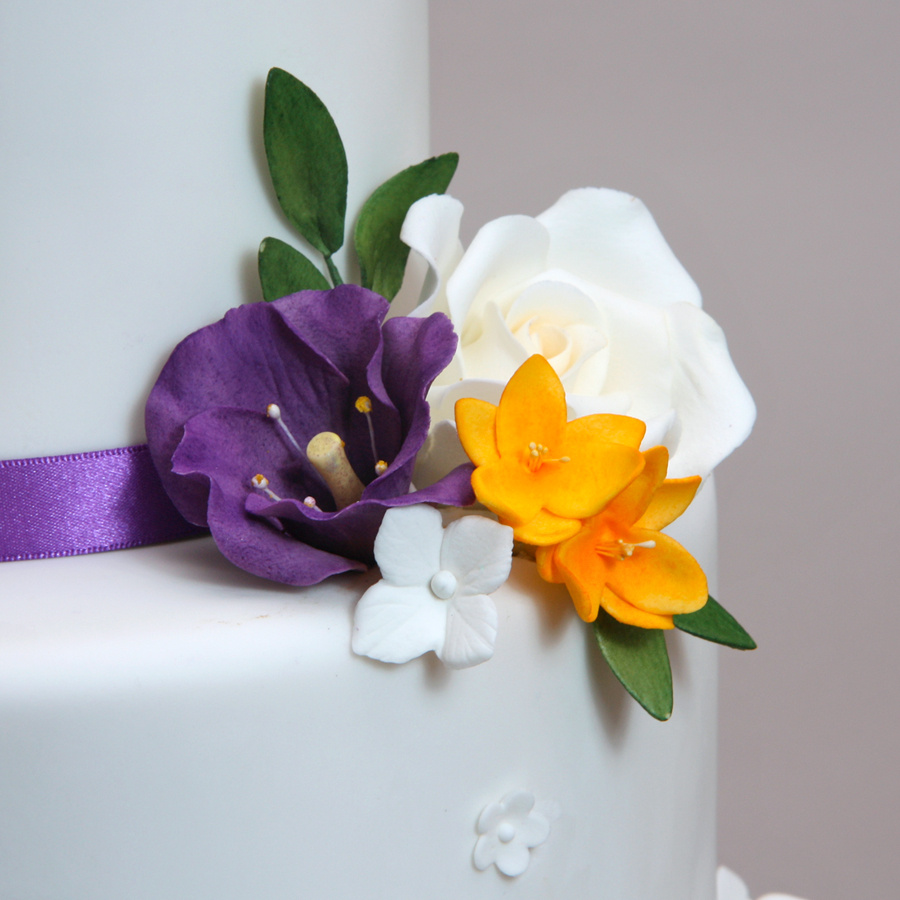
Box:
(535, 445, 707, 628)
(455, 355, 646, 544)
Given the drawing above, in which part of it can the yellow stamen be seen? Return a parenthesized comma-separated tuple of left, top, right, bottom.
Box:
(355, 395, 379, 464)
(375, 460, 388, 476)
(306, 431, 365, 509)
(250, 473, 282, 502)
(525, 442, 570, 472)
(594, 538, 656, 561)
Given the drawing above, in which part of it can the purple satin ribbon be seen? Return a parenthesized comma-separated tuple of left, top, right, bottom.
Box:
(0, 445, 206, 561)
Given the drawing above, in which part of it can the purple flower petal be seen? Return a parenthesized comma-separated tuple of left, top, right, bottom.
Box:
(146, 287, 471, 585)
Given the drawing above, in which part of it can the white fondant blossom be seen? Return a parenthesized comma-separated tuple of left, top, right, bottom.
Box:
(352, 505, 513, 669)
(400, 188, 756, 484)
(473, 790, 552, 877)
(717, 866, 809, 900)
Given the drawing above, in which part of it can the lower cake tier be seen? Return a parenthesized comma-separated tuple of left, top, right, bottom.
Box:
(0, 487, 718, 900)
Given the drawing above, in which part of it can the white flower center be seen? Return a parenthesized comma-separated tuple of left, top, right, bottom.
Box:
(497, 822, 516, 843)
(429, 570, 458, 600)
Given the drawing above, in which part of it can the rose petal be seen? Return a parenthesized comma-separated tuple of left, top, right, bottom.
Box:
(663, 302, 757, 479)
(400, 193, 465, 316)
(445, 213, 549, 335)
(537, 187, 702, 308)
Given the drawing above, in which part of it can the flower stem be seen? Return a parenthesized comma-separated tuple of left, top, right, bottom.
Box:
(324, 254, 343, 287)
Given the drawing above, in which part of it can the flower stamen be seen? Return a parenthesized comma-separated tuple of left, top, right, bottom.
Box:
(594, 538, 656, 561)
(266, 403, 303, 456)
(525, 441, 570, 472)
(250, 473, 282, 502)
(355, 395, 381, 470)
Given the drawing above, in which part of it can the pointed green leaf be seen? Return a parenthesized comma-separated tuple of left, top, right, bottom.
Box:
(354, 152, 459, 300)
(593, 609, 673, 721)
(258, 237, 330, 301)
(674, 595, 757, 650)
(264, 68, 347, 256)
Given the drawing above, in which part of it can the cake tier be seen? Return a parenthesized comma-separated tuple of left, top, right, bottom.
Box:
(0, 485, 718, 900)
(0, 0, 428, 458)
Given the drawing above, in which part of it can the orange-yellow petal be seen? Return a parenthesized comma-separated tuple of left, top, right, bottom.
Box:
(604, 445, 669, 525)
(511, 509, 581, 546)
(565, 413, 646, 450)
(495, 355, 566, 458)
(535, 544, 564, 583)
(600, 587, 675, 629)
(554, 525, 612, 622)
(471, 459, 543, 525)
(604, 531, 707, 617)
(455, 397, 500, 466)
(541, 438, 644, 520)
(636, 476, 702, 532)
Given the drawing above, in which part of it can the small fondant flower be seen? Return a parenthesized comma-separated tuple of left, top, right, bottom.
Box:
(145, 286, 475, 585)
(400, 188, 756, 486)
(352, 505, 513, 669)
(717, 866, 809, 900)
(536, 444, 707, 627)
(455, 354, 645, 545)
(473, 790, 552, 877)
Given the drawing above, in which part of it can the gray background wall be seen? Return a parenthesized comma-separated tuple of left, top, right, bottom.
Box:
(430, 3, 899, 898)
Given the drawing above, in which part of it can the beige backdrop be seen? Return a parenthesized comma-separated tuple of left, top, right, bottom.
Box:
(430, 3, 900, 898)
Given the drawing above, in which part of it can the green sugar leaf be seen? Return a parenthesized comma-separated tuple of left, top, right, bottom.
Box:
(674, 596, 757, 650)
(264, 68, 348, 257)
(354, 152, 459, 301)
(593, 609, 673, 721)
(258, 237, 330, 301)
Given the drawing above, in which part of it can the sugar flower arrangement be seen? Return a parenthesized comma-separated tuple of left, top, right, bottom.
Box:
(146, 69, 757, 719)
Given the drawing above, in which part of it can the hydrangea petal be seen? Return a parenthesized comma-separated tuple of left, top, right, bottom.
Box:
(440, 515, 513, 596)
(494, 843, 531, 878)
(440, 592, 499, 669)
(537, 187, 702, 308)
(473, 834, 500, 871)
(352, 581, 446, 664)
(373, 505, 443, 586)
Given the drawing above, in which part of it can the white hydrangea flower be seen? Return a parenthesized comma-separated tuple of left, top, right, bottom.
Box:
(717, 866, 809, 900)
(473, 790, 552, 877)
(351, 505, 513, 669)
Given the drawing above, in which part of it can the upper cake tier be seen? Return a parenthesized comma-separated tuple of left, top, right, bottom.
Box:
(0, 0, 429, 459)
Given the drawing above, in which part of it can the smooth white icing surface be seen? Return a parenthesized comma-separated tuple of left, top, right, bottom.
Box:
(0, 3, 720, 897)
(0, 485, 718, 899)
(0, 0, 429, 458)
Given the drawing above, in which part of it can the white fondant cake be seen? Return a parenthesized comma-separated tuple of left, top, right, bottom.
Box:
(0, 2, 720, 898)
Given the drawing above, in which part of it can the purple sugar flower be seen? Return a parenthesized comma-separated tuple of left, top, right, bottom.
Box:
(146, 285, 474, 585)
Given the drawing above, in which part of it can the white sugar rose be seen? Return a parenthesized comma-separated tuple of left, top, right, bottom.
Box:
(397, 187, 755, 485)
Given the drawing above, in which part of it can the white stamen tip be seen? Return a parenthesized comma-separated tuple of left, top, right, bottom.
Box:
(303, 496, 321, 511)
(266, 403, 281, 420)
(375, 460, 388, 475)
